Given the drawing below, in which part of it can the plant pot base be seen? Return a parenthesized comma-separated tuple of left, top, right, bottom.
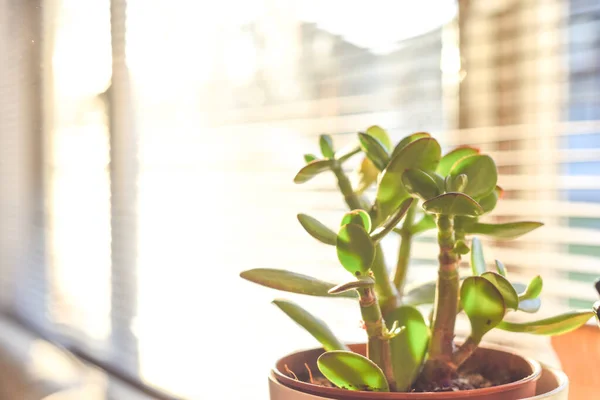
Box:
(271, 344, 543, 399)
(269, 364, 568, 400)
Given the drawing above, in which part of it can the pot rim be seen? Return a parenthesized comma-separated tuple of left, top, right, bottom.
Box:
(272, 343, 543, 399)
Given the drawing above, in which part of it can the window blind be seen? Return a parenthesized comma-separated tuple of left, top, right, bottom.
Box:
(0, 1, 599, 400)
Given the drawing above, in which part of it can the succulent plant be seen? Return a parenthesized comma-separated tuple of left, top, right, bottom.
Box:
(240, 127, 600, 392)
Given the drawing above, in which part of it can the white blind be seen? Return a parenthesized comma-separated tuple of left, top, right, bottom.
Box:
(0, 1, 599, 400)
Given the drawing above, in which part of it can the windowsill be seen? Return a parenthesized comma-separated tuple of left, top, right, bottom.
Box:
(0, 314, 160, 400)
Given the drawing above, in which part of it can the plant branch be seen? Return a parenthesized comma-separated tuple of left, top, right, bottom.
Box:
(451, 336, 479, 368)
(393, 202, 416, 295)
(422, 214, 460, 381)
(359, 287, 396, 391)
(332, 164, 399, 315)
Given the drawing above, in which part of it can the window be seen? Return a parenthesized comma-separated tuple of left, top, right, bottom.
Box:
(0, 1, 598, 399)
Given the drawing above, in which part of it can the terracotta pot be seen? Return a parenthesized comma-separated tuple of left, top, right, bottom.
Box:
(270, 343, 542, 400)
(269, 363, 568, 400)
(550, 324, 598, 400)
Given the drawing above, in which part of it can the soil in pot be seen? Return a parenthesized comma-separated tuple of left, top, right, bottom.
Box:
(274, 343, 541, 399)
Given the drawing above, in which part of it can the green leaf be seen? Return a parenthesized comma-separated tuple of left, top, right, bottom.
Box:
(495, 259, 507, 277)
(511, 282, 541, 313)
(422, 192, 484, 217)
(355, 157, 380, 194)
(359, 132, 390, 171)
(328, 276, 375, 294)
(461, 276, 506, 341)
(240, 269, 358, 299)
(375, 138, 441, 222)
(370, 198, 414, 242)
(449, 154, 498, 199)
(390, 132, 431, 159)
(341, 209, 372, 232)
(386, 306, 429, 391)
(336, 224, 375, 276)
(445, 174, 468, 193)
(294, 159, 334, 184)
(478, 186, 502, 214)
(481, 272, 519, 311)
(304, 154, 318, 163)
(410, 213, 436, 235)
(297, 214, 337, 246)
(273, 299, 348, 351)
(497, 310, 595, 335)
(466, 221, 544, 240)
(437, 146, 480, 176)
(319, 134, 335, 158)
(454, 240, 470, 255)
(402, 169, 440, 200)
(519, 275, 543, 301)
(317, 351, 389, 392)
(470, 237, 486, 276)
(366, 125, 392, 151)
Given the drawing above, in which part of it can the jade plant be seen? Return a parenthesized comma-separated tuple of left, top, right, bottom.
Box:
(241, 127, 600, 392)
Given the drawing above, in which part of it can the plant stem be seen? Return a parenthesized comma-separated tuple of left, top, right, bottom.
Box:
(451, 336, 479, 368)
(359, 287, 396, 391)
(422, 214, 460, 381)
(393, 202, 416, 296)
(332, 164, 400, 315)
(332, 164, 365, 210)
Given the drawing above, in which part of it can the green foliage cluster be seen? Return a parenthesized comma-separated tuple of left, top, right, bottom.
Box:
(241, 127, 600, 392)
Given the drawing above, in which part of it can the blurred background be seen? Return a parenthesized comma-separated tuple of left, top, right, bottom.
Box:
(0, 0, 599, 399)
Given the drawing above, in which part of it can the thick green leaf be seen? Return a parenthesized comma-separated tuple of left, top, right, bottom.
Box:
(422, 192, 484, 217)
(495, 259, 507, 277)
(336, 224, 375, 276)
(317, 350, 389, 392)
(329, 276, 375, 294)
(437, 146, 480, 176)
(320, 134, 335, 158)
(359, 132, 389, 171)
(240, 269, 357, 299)
(466, 221, 544, 240)
(402, 169, 440, 200)
(478, 186, 502, 213)
(481, 272, 519, 311)
(273, 299, 348, 351)
(470, 237, 486, 276)
(375, 138, 441, 222)
(511, 282, 541, 313)
(519, 275, 543, 301)
(454, 240, 470, 255)
(391, 132, 431, 160)
(445, 174, 468, 193)
(297, 214, 337, 246)
(341, 210, 372, 232)
(304, 154, 318, 163)
(355, 157, 380, 194)
(386, 306, 429, 391)
(449, 154, 498, 199)
(294, 159, 334, 184)
(370, 198, 414, 242)
(366, 125, 392, 151)
(410, 213, 437, 235)
(497, 310, 595, 335)
(461, 276, 506, 341)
